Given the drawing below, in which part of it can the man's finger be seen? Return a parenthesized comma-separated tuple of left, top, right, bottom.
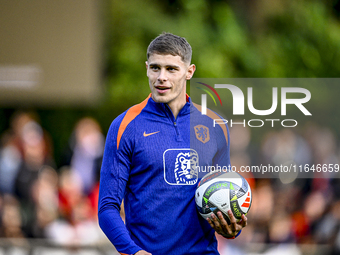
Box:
(217, 211, 228, 228)
(241, 214, 248, 228)
(227, 210, 237, 232)
(211, 213, 221, 230)
(207, 217, 215, 229)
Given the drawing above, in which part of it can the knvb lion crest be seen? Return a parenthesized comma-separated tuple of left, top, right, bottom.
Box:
(194, 125, 210, 144)
(163, 148, 199, 185)
(174, 150, 199, 185)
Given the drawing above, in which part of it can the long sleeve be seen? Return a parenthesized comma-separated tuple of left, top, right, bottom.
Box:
(98, 114, 141, 255)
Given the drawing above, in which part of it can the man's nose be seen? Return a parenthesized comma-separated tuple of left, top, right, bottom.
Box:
(157, 69, 168, 82)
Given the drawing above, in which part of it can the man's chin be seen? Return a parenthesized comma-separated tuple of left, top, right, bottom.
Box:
(152, 94, 170, 104)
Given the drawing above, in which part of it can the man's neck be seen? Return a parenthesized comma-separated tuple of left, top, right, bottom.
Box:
(167, 93, 188, 119)
(167, 102, 185, 119)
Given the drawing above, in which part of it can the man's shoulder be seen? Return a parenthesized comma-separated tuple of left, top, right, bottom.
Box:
(191, 102, 226, 126)
(110, 96, 151, 129)
(107, 96, 152, 148)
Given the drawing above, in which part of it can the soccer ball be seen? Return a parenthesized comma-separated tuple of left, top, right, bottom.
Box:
(195, 171, 252, 223)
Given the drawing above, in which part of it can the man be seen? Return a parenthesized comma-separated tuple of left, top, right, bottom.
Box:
(98, 33, 247, 255)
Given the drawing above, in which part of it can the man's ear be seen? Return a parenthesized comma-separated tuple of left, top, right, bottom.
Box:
(186, 64, 196, 80)
(146, 61, 149, 76)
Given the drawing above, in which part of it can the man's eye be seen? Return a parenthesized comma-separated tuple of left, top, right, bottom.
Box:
(167, 67, 176, 71)
(151, 66, 159, 70)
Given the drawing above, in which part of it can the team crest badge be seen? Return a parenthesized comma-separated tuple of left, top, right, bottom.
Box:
(163, 148, 199, 185)
(194, 125, 210, 144)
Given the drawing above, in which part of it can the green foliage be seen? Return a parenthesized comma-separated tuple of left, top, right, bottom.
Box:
(102, 0, 340, 134)
(104, 0, 340, 87)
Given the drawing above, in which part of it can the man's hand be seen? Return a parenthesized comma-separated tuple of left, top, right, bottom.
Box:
(134, 250, 152, 255)
(207, 210, 247, 239)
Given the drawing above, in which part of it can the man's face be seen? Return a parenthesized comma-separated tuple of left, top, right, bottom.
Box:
(146, 54, 195, 107)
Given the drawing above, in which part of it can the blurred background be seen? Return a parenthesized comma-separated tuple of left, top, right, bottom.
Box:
(0, 0, 340, 254)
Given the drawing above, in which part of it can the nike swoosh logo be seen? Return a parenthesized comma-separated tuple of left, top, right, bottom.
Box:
(143, 131, 160, 137)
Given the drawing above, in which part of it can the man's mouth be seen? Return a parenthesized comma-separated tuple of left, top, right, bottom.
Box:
(155, 86, 170, 93)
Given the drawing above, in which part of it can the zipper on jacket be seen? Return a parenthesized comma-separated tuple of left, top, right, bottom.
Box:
(164, 104, 182, 140)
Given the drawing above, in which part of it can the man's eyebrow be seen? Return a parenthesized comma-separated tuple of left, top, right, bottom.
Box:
(149, 63, 180, 69)
(166, 64, 180, 69)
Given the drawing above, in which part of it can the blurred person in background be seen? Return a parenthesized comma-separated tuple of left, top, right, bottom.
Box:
(61, 117, 104, 196)
(305, 125, 340, 192)
(291, 190, 327, 243)
(314, 200, 340, 255)
(70, 195, 105, 245)
(58, 167, 84, 224)
(0, 111, 36, 195)
(42, 166, 83, 245)
(30, 165, 59, 238)
(248, 179, 274, 243)
(47, 166, 105, 245)
(261, 129, 312, 173)
(0, 194, 25, 239)
(13, 118, 55, 237)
